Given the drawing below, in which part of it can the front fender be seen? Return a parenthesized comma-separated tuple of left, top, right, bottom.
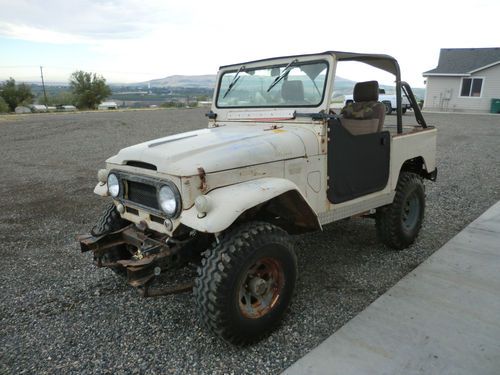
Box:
(180, 177, 320, 234)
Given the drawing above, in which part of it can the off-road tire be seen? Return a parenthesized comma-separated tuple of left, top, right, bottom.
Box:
(384, 101, 393, 115)
(193, 221, 297, 345)
(91, 203, 129, 276)
(91, 203, 127, 236)
(376, 172, 425, 250)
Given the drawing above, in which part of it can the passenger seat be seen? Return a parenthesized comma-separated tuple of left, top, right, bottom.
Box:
(340, 81, 385, 135)
(281, 80, 305, 103)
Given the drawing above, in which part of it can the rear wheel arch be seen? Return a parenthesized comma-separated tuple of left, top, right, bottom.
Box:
(400, 156, 436, 180)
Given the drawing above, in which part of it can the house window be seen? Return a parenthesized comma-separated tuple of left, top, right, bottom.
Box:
(460, 78, 483, 97)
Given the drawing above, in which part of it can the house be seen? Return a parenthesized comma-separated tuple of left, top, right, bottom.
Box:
(30, 104, 48, 113)
(56, 105, 77, 112)
(422, 48, 500, 113)
(98, 101, 118, 110)
(15, 106, 31, 114)
(198, 101, 212, 108)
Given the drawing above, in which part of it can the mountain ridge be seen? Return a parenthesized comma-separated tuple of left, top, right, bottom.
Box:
(133, 74, 425, 98)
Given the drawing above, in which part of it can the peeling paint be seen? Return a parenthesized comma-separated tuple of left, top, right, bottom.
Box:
(197, 167, 207, 192)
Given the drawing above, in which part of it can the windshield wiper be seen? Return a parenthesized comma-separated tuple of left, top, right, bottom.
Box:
(266, 59, 298, 92)
(223, 65, 245, 98)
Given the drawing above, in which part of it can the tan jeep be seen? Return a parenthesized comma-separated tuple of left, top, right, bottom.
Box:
(78, 51, 437, 345)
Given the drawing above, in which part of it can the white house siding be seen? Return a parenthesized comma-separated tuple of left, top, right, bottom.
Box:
(424, 63, 500, 113)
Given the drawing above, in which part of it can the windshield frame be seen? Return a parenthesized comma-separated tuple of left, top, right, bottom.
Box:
(214, 59, 330, 109)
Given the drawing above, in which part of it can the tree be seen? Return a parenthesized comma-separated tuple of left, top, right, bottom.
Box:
(0, 78, 34, 111)
(39, 91, 76, 106)
(0, 96, 9, 113)
(69, 71, 111, 109)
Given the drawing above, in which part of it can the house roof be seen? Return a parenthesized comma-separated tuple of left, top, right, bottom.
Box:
(423, 48, 500, 76)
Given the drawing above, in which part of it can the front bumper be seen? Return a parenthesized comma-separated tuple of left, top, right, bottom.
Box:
(77, 225, 175, 288)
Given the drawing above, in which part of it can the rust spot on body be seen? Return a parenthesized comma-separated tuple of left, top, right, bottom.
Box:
(197, 167, 207, 192)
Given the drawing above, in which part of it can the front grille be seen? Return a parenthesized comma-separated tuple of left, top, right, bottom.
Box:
(126, 206, 139, 215)
(150, 214, 164, 224)
(126, 181, 159, 209)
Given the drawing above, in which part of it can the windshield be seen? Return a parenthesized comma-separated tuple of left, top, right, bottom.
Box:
(216, 60, 328, 108)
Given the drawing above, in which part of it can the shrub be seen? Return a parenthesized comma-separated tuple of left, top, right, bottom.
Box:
(0, 78, 34, 111)
(0, 96, 9, 113)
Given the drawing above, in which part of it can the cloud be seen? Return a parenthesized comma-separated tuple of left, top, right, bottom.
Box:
(0, 0, 189, 42)
(1, 0, 498, 85)
(0, 22, 91, 44)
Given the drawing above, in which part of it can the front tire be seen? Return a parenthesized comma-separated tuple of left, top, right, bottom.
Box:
(91, 203, 127, 236)
(375, 172, 425, 250)
(91, 203, 130, 276)
(193, 222, 297, 345)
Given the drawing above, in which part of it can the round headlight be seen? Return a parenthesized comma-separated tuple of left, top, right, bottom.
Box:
(107, 173, 120, 197)
(159, 185, 178, 216)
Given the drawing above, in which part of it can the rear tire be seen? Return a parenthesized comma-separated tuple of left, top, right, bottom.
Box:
(402, 107, 407, 114)
(375, 172, 425, 250)
(193, 221, 297, 345)
(384, 102, 393, 115)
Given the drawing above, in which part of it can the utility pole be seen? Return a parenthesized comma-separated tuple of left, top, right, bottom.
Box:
(40, 66, 48, 105)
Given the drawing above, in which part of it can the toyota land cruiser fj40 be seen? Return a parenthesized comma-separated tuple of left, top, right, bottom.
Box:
(78, 51, 437, 345)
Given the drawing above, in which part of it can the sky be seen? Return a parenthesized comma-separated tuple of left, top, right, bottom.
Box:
(0, 0, 498, 87)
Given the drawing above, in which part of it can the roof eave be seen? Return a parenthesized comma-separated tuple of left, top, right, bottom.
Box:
(468, 60, 500, 74)
(422, 73, 470, 77)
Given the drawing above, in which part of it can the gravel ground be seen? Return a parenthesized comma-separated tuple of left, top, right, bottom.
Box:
(1, 108, 499, 374)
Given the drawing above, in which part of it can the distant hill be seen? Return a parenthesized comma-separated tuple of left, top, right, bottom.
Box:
(133, 74, 425, 99)
(136, 75, 217, 88)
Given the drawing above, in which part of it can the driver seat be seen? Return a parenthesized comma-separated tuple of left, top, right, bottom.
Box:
(340, 81, 385, 135)
(281, 80, 305, 103)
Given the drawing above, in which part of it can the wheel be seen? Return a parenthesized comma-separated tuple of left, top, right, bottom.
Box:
(375, 172, 425, 250)
(402, 107, 407, 114)
(193, 221, 297, 345)
(91, 203, 130, 276)
(384, 102, 392, 115)
(91, 203, 127, 236)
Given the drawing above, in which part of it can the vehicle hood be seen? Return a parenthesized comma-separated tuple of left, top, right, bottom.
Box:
(106, 124, 318, 176)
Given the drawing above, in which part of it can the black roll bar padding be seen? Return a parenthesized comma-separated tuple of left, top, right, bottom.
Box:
(396, 81, 403, 134)
(401, 81, 428, 129)
(392, 61, 403, 134)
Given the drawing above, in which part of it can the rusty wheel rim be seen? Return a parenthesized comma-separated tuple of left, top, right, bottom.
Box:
(238, 257, 284, 319)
